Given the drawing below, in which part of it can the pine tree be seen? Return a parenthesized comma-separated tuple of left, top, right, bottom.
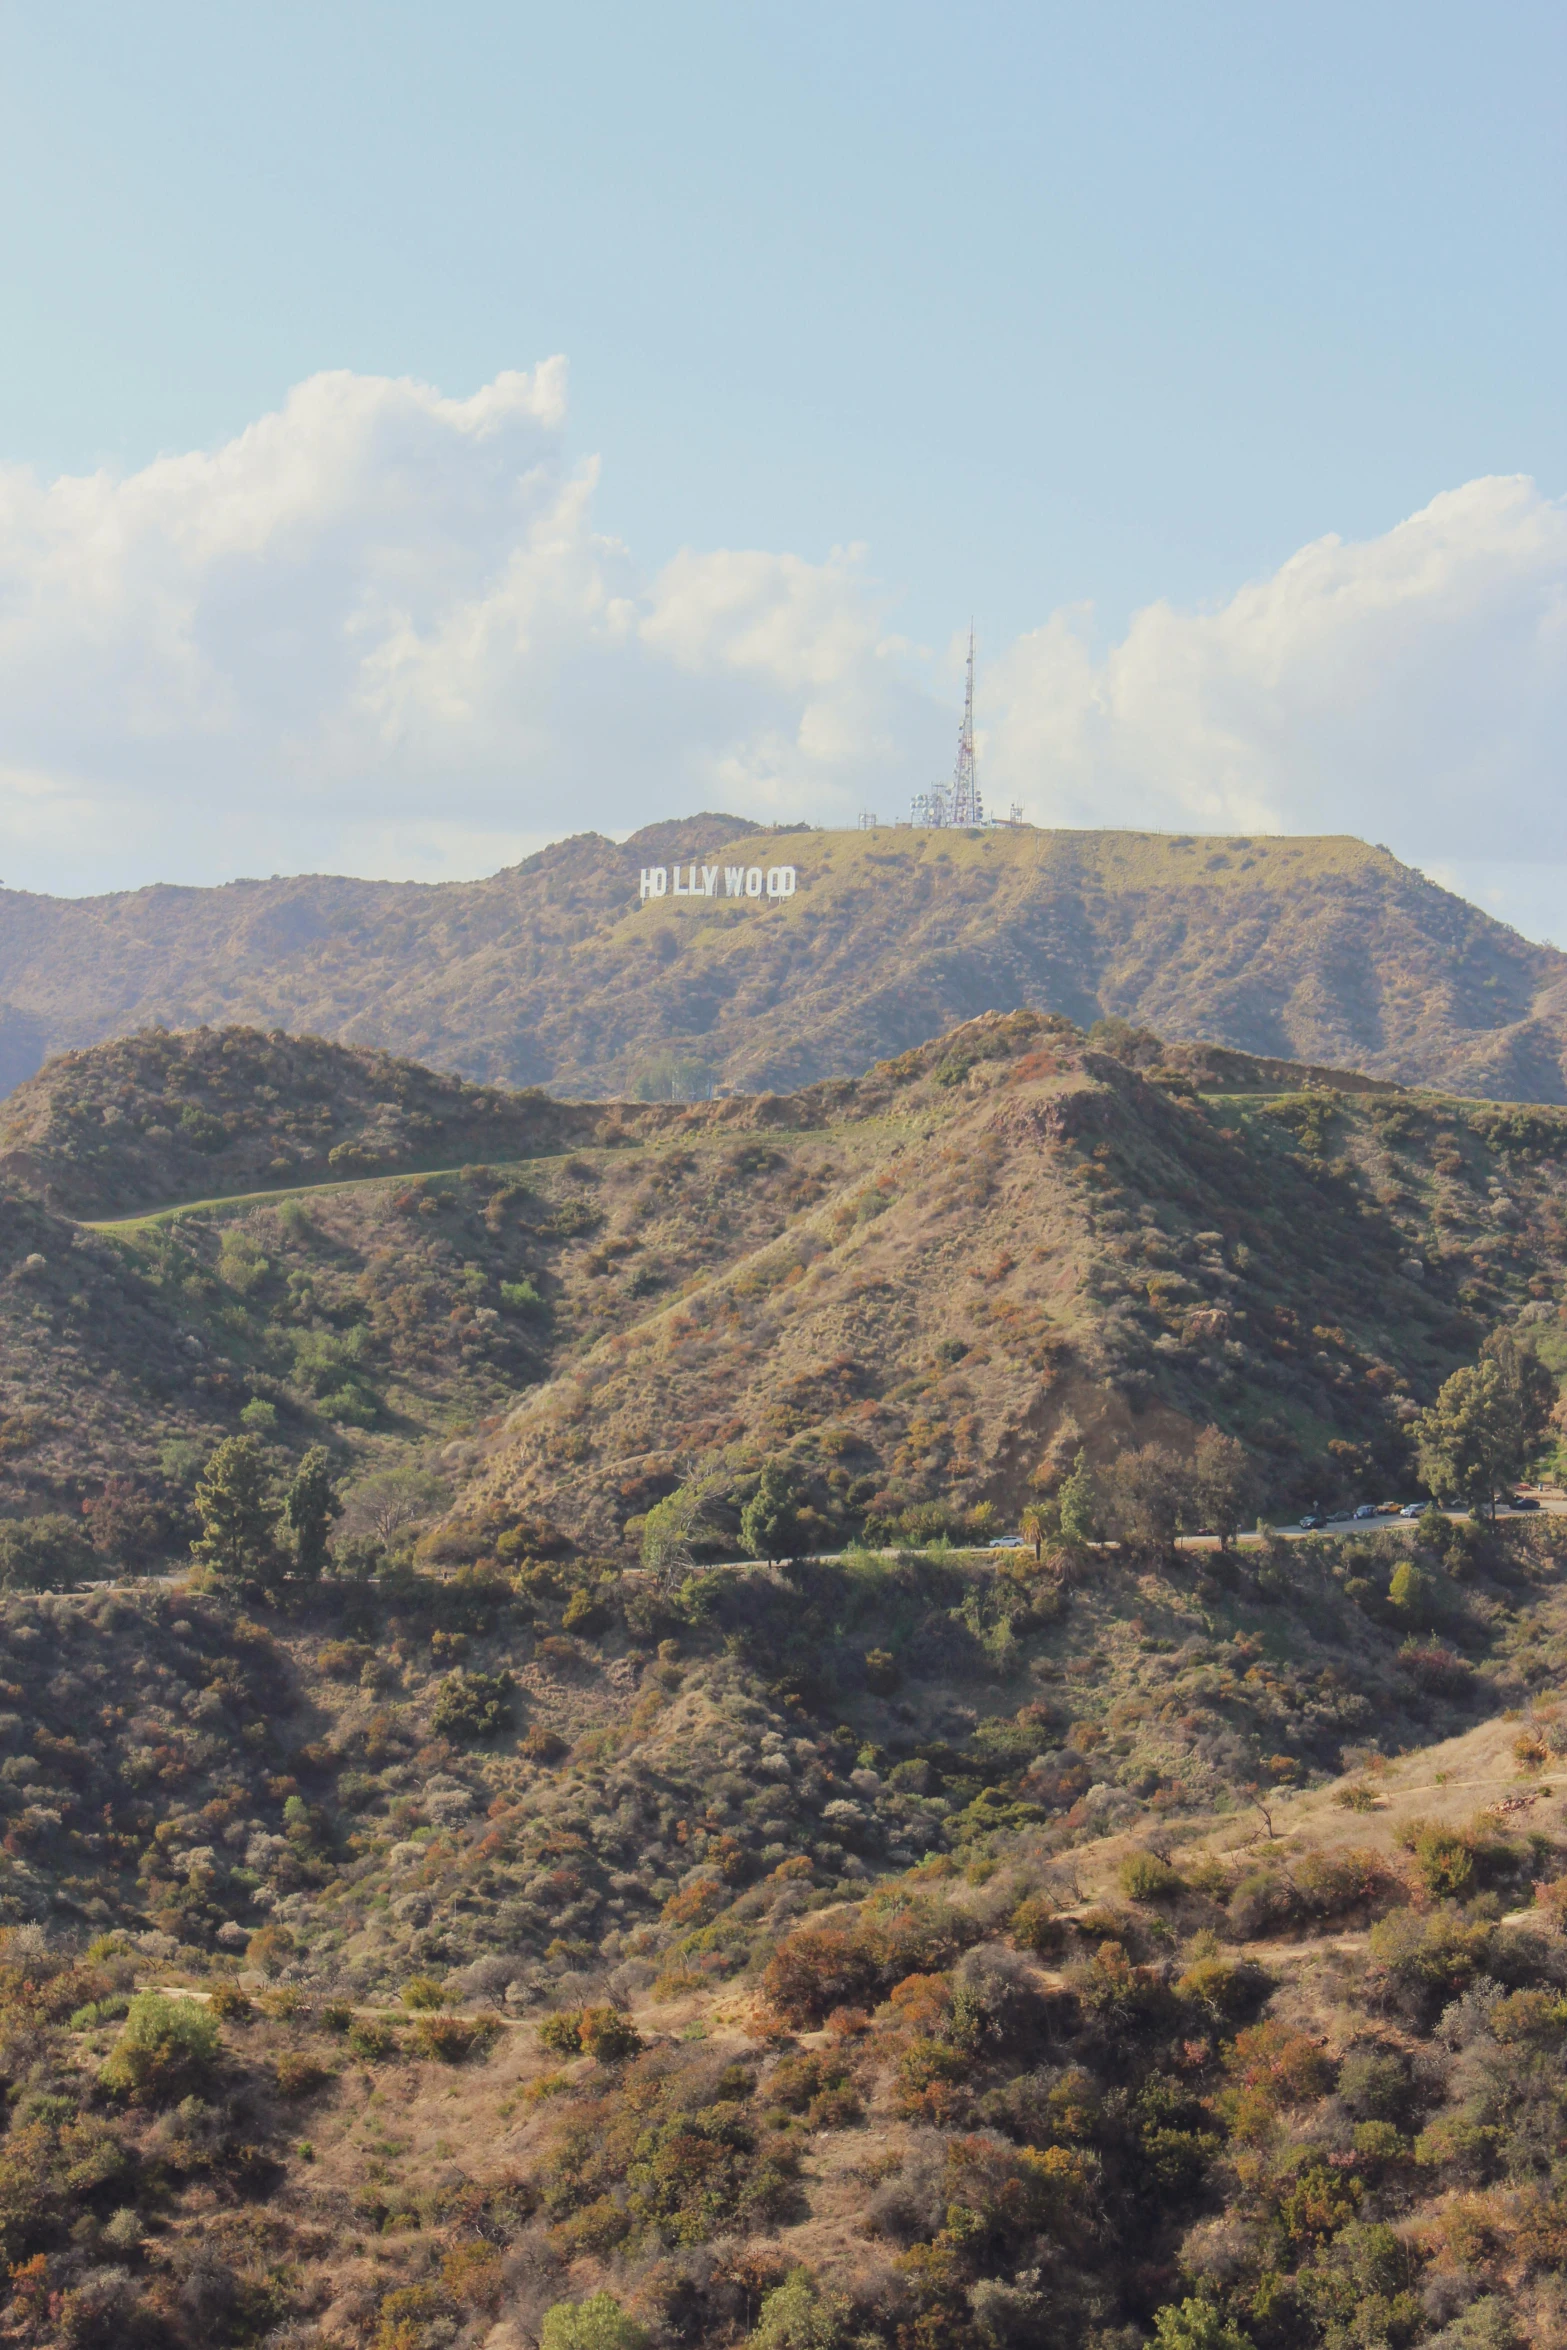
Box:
(741, 1460, 802, 1563)
(191, 1436, 278, 1585)
(640, 1480, 714, 1591)
(1416, 1359, 1519, 1520)
(284, 1445, 343, 1580)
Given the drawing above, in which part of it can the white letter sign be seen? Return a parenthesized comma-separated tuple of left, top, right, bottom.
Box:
(641, 858, 795, 909)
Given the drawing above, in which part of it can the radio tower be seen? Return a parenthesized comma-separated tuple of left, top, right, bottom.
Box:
(909, 625, 982, 826)
(950, 624, 982, 826)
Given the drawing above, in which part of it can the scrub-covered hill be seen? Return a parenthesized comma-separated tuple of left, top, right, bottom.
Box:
(7, 1018, 1567, 2344)
(1, 818, 1566, 1100)
(453, 1005, 1567, 1547)
(8, 1508, 1567, 2349)
(0, 1024, 611, 1221)
(5, 1011, 1567, 1539)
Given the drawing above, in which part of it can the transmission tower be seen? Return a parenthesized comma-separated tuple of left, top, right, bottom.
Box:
(910, 626, 982, 827)
(950, 624, 982, 826)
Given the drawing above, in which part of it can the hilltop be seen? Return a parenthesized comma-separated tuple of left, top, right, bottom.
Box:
(0, 1025, 610, 1221)
(1, 820, 1566, 1101)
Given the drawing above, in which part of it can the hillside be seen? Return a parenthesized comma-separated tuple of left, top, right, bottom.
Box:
(1, 820, 1566, 1101)
(7, 1012, 1567, 1542)
(7, 1506, 1567, 2347)
(8, 1018, 1567, 2344)
(0, 1025, 616, 1222)
(452, 1006, 1567, 1546)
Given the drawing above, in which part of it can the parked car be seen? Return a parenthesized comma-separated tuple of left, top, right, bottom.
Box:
(1399, 1502, 1427, 1518)
(1352, 1504, 1378, 1520)
(1507, 1495, 1540, 1512)
(1297, 1514, 1324, 1530)
(988, 1535, 1027, 1548)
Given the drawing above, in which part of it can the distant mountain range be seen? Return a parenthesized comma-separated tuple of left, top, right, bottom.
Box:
(1, 818, 1565, 1101)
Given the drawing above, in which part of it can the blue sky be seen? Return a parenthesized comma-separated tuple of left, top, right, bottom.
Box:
(0, 1, 1562, 931)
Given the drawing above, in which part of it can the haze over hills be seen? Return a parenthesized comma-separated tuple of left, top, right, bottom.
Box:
(2, 819, 1567, 1102)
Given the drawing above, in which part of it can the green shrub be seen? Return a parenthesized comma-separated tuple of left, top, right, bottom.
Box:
(179, 1105, 228, 1152)
(540, 2294, 648, 2350)
(741, 1460, 803, 1564)
(274, 2051, 331, 2098)
(401, 1976, 448, 2010)
(409, 2013, 494, 2063)
(347, 2019, 399, 2061)
(1226, 1870, 1300, 1940)
(68, 1994, 132, 2031)
(1010, 1895, 1065, 1957)
(1368, 1905, 1492, 2017)
(748, 2269, 854, 2349)
(1409, 1824, 1476, 1900)
(0, 1513, 93, 1593)
(539, 2009, 584, 2055)
(98, 1992, 220, 2105)
(432, 1669, 515, 1743)
(562, 1585, 609, 1635)
(322, 1386, 379, 1428)
(1151, 2300, 1257, 2350)
(1120, 1850, 1184, 1903)
(501, 1279, 546, 1315)
(579, 2006, 643, 2063)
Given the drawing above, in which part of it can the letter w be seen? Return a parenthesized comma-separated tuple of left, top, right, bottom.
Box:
(724, 867, 745, 896)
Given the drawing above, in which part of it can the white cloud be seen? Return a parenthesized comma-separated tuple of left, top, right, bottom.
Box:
(0, 365, 1561, 935)
(984, 476, 1567, 877)
(0, 365, 934, 890)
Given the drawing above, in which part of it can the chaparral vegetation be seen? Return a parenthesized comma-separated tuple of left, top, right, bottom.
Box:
(0, 1004, 1565, 2345)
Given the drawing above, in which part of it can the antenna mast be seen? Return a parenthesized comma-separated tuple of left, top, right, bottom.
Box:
(950, 622, 982, 826)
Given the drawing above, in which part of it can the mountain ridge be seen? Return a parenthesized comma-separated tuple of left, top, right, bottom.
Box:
(1, 820, 1566, 1101)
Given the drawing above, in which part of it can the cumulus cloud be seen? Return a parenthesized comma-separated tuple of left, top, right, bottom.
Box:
(0, 363, 935, 890)
(0, 363, 1561, 936)
(985, 475, 1567, 880)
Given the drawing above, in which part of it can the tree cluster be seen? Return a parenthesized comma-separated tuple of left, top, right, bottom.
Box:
(190, 1437, 344, 1591)
(1415, 1327, 1554, 1519)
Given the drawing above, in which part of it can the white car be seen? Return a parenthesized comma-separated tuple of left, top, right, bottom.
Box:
(988, 1536, 1027, 1549)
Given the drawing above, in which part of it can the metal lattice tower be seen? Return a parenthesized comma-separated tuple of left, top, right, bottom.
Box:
(950, 623, 982, 826)
(909, 626, 983, 827)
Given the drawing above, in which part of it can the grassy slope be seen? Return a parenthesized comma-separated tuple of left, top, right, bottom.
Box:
(2, 821, 1566, 1101)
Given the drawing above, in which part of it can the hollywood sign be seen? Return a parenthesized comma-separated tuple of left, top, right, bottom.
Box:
(639, 862, 797, 903)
